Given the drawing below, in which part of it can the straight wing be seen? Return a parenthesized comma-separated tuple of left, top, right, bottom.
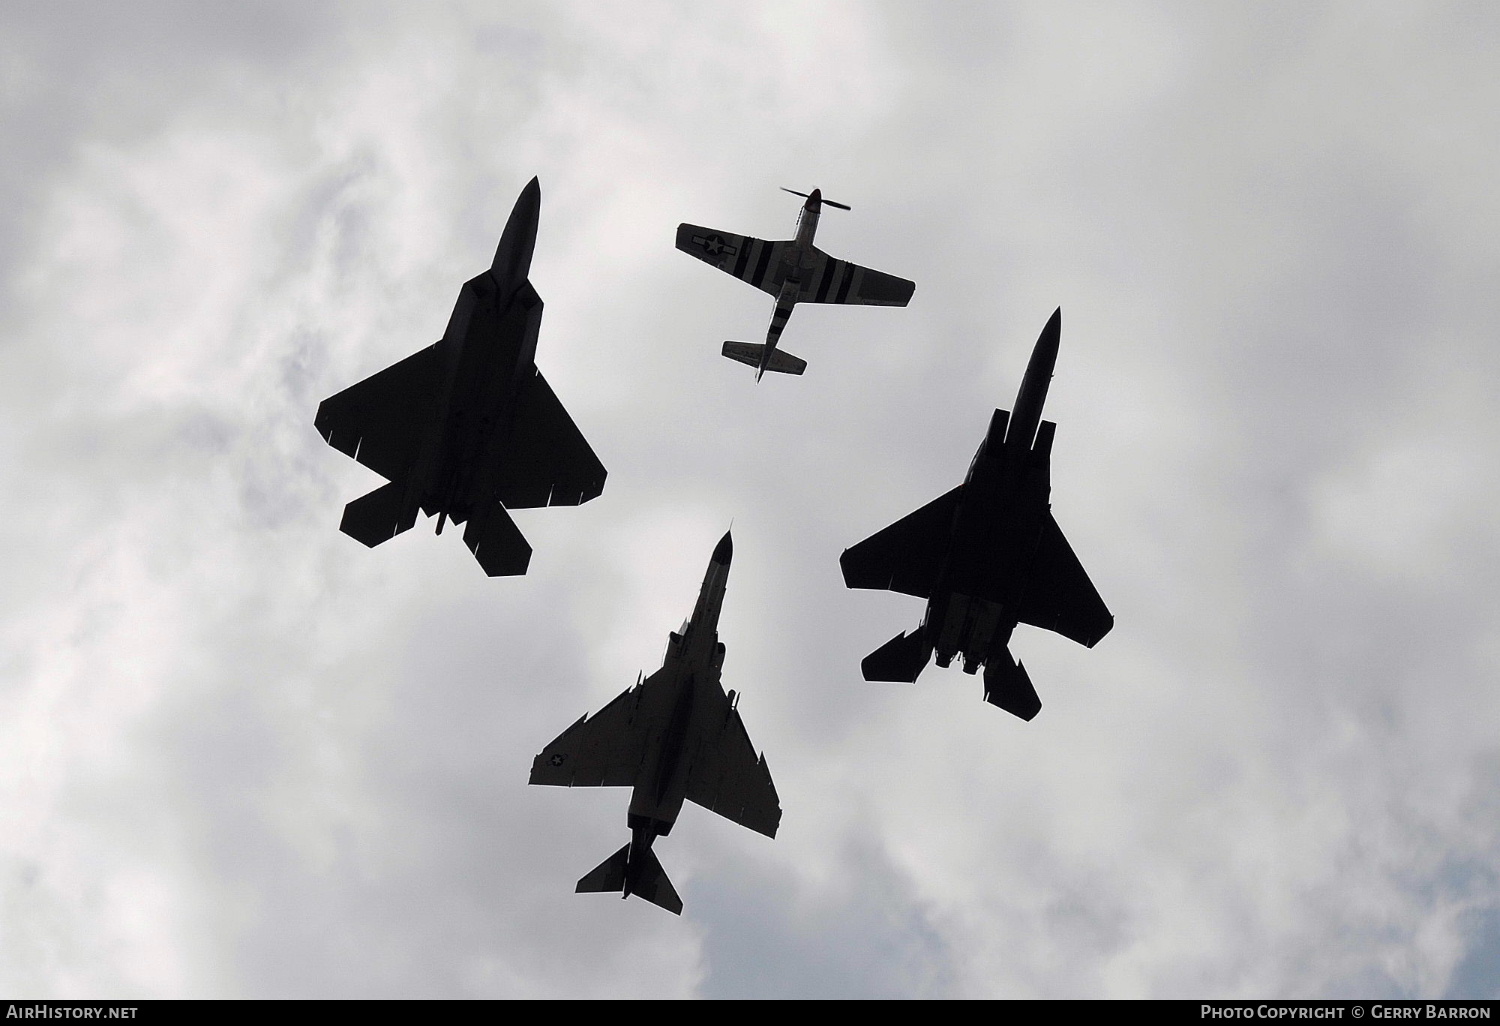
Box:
(685, 691, 781, 838)
(676, 223, 793, 298)
(1015, 512, 1113, 647)
(529, 676, 653, 788)
(840, 486, 962, 599)
(314, 344, 443, 483)
(491, 367, 607, 508)
(798, 247, 915, 307)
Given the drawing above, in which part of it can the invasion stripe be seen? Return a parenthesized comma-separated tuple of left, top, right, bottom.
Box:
(752, 242, 776, 289)
(732, 236, 751, 278)
(738, 240, 762, 282)
(825, 261, 847, 303)
(813, 257, 835, 302)
(834, 263, 856, 304)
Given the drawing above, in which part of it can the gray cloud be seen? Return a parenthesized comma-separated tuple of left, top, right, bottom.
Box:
(0, 0, 1497, 999)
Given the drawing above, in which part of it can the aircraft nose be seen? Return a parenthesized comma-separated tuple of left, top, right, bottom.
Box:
(712, 531, 733, 566)
(491, 176, 541, 281)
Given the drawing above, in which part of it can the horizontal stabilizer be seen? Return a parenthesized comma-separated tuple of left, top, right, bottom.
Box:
(861, 628, 932, 683)
(721, 341, 806, 376)
(764, 348, 806, 375)
(722, 342, 761, 369)
(462, 502, 532, 577)
(627, 845, 683, 916)
(983, 649, 1041, 721)
(339, 481, 417, 548)
(576, 844, 629, 894)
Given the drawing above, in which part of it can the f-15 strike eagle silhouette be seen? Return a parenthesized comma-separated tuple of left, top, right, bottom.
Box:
(315, 177, 605, 576)
(530, 533, 779, 915)
(840, 309, 1113, 721)
(676, 187, 915, 380)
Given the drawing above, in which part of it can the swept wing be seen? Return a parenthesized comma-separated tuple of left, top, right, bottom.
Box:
(1015, 513, 1114, 647)
(685, 691, 781, 838)
(529, 677, 652, 788)
(314, 345, 442, 483)
(840, 486, 962, 599)
(491, 367, 607, 508)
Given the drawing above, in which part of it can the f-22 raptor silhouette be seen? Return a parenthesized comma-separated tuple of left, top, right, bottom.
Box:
(315, 177, 605, 576)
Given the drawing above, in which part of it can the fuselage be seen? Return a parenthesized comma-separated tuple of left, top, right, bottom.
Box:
(793, 190, 822, 248)
(922, 310, 1062, 673)
(406, 181, 544, 530)
(755, 191, 824, 379)
(624, 535, 734, 875)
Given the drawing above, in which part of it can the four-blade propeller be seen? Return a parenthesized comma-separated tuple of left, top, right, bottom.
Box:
(780, 187, 851, 211)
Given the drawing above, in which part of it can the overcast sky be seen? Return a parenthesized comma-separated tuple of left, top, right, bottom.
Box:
(1, 0, 1498, 999)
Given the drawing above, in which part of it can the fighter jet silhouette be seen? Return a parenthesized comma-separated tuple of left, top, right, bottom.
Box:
(841, 309, 1113, 720)
(314, 177, 605, 576)
(676, 188, 915, 380)
(530, 532, 779, 914)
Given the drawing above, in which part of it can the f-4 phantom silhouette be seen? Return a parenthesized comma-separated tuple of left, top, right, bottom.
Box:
(840, 309, 1112, 721)
(530, 533, 779, 915)
(676, 188, 915, 380)
(315, 178, 605, 576)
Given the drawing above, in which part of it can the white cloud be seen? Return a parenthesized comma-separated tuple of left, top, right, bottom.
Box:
(1, 0, 1499, 1000)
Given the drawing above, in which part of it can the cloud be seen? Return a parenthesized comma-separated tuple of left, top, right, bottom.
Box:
(1, 0, 1498, 999)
